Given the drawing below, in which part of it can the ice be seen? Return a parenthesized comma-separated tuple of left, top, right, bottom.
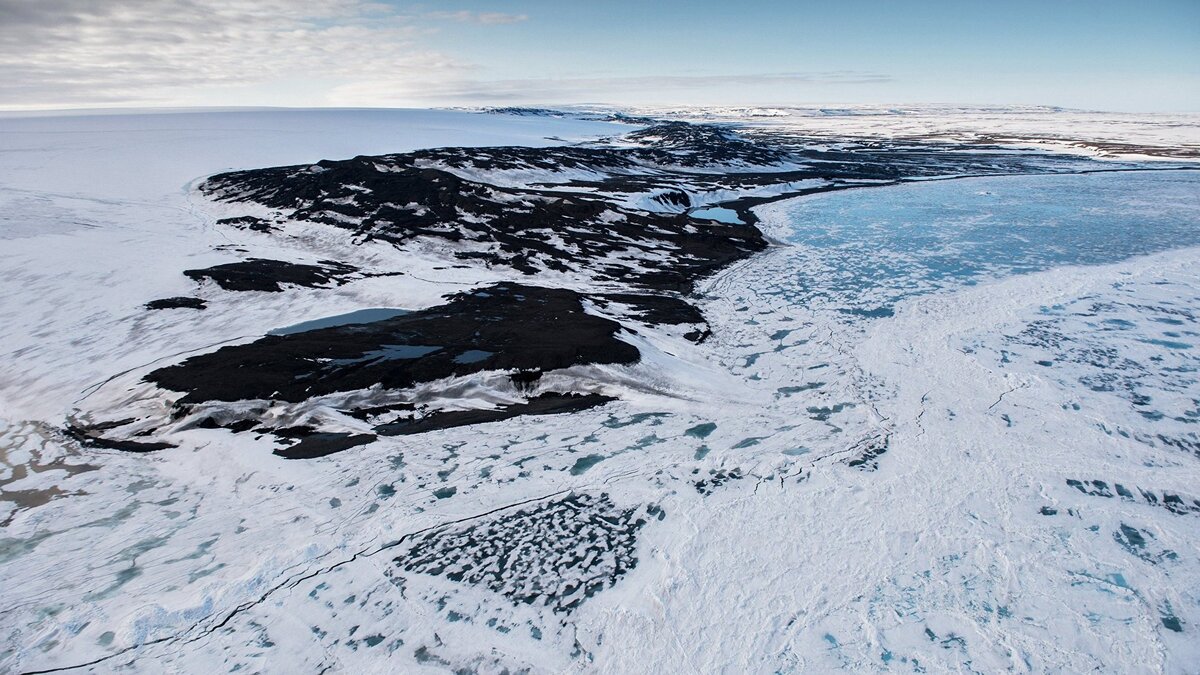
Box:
(689, 206, 743, 224)
(754, 170, 1200, 315)
(267, 307, 410, 335)
(2, 107, 1199, 673)
(453, 350, 495, 365)
(612, 104, 1200, 161)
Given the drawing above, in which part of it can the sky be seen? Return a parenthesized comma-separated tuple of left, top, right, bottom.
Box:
(0, 0, 1197, 112)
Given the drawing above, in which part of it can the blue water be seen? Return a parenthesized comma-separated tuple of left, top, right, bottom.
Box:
(691, 206, 743, 224)
(454, 349, 494, 364)
(329, 344, 441, 367)
(269, 307, 409, 335)
(772, 170, 1200, 314)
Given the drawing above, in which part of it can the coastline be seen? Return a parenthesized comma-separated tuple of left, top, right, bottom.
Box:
(3, 109, 1199, 673)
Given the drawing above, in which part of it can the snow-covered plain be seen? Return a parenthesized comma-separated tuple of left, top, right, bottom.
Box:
(613, 104, 1200, 161)
(1, 107, 1199, 673)
(0, 109, 627, 420)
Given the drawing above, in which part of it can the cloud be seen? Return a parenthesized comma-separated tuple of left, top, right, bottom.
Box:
(0, 0, 485, 108)
(328, 71, 895, 106)
(0, 1, 886, 109)
(423, 10, 528, 25)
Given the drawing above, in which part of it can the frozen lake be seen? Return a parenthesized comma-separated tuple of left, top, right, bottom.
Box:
(687, 166, 1200, 671)
(690, 206, 744, 224)
(759, 169, 1200, 316)
(268, 307, 410, 335)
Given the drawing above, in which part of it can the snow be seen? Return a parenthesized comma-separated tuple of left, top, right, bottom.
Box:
(0, 109, 627, 420)
(0, 108, 626, 199)
(613, 104, 1200, 161)
(2, 107, 1199, 673)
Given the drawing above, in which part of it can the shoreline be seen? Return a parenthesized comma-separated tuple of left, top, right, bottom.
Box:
(3, 109, 1199, 673)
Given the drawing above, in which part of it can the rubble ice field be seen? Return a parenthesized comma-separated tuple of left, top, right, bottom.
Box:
(1, 106, 1199, 673)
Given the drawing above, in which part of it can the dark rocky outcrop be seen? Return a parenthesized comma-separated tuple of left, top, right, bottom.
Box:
(147, 283, 640, 406)
(201, 156, 768, 293)
(145, 296, 207, 310)
(374, 393, 615, 436)
(184, 258, 359, 292)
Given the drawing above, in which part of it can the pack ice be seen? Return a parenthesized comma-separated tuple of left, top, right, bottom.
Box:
(1, 106, 1199, 673)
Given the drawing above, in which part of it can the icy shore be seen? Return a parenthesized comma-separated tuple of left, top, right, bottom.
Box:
(2, 107, 1198, 673)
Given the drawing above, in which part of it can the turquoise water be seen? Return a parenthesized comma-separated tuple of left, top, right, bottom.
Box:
(771, 170, 1200, 315)
(691, 206, 743, 224)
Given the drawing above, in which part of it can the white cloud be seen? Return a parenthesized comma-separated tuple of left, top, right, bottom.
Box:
(423, 10, 528, 25)
(0, 2, 888, 109)
(328, 71, 895, 106)
(0, 0, 476, 108)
